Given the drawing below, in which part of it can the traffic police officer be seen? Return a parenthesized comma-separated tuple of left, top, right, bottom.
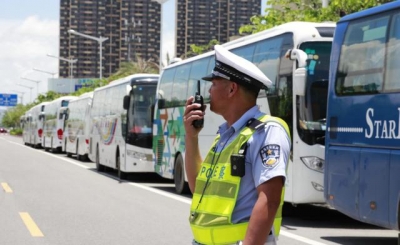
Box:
(184, 45, 291, 245)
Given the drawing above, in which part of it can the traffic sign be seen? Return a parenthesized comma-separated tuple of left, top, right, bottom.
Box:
(0, 93, 18, 106)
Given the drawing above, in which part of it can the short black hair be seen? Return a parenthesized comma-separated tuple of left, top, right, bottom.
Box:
(238, 83, 260, 98)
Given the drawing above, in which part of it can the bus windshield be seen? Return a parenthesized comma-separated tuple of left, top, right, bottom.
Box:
(127, 84, 157, 147)
(297, 41, 332, 145)
(61, 100, 69, 107)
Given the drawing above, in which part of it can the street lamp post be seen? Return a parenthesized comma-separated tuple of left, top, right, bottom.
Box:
(11, 90, 25, 104)
(47, 54, 77, 78)
(152, 0, 170, 71)
(68, 29, 108, 79)
(33, 68, 58, 78)
(21, 77, 41, 98)
(16, 84, 33, 103)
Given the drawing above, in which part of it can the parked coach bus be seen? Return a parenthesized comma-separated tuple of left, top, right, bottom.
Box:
(325, 1, 400, 232)
(21, 112, 30, 145)
(88, 74, 159, 179)
(23, 102, 49, 148)
(153, 21, 335, 200)
(64, 92, 93, 161)
(42, 96, 77, 153)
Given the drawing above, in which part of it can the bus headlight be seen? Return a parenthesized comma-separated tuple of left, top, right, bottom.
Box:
(311, 181, 324, 192)
(300, 156, 324, 173)
(127, 150, 152, 161)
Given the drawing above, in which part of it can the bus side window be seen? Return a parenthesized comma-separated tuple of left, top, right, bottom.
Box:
(385, 14, 400, 92)
(159, 68, 176, 107)
(188, 57, 211, 102)
(172, 63, 191, 107)
(251, 35, 291, 96)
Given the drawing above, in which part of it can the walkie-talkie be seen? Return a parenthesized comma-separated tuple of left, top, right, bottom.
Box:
(192, 80, 204, 128)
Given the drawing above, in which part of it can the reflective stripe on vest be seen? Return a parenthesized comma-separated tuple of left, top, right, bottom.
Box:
(189, 115, 290, 245)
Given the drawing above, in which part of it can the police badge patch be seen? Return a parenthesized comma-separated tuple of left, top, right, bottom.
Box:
(259, 144, 280, 168)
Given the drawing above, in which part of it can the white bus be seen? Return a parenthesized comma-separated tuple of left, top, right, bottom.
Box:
(42, 96, 77, 153)
(88, 73, 159, 179)
(64, 92, 93, 161)
(21, 112, 30, 145)
(23, 102, 49, 148)
(153, 21, 335, 205)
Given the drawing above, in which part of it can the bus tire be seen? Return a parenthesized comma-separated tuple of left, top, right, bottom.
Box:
(76, 140, 81, 161)
(174, 154, 189, 194)
(43, 137, 48, 151)
(116, 149, 126, 180)
(66, 140, 72, 157)
(96, 145, 105, 172)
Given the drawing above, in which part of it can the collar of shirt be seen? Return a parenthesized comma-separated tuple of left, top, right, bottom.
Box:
(217, 105, 262, 135)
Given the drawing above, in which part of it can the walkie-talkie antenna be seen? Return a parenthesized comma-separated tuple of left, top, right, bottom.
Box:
(192, 80, 204, 128)
(197, 80, 201, 95)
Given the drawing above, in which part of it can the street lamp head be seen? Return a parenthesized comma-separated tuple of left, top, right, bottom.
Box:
(68, 29, 108, 43)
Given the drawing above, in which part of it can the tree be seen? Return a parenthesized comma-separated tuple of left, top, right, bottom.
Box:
(239, 0, 393, 34)
(70, 79, 105, 96)
(71, 56, 159, 96)
(111, 55, 159, 79)
(184, 39, 220, 58)
(1, 104, 30, 129)
(35, 91, 62, 104)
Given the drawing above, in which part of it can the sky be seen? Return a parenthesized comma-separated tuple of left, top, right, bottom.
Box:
(0, 0, 267, 108)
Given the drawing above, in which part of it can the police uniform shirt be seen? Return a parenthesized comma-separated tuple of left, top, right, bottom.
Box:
(214, 105, 291, 224)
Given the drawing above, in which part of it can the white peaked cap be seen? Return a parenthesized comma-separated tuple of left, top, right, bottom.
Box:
(202, 45, 272, 90)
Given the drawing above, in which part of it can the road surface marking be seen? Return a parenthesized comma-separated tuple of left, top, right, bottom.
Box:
(19, 212, 44, 237)
(1, 182, 13, 193)
(280, 230, 328, 245)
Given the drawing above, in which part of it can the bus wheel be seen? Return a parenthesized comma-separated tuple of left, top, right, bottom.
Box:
(76, 141, 81, 161)
(96, 146, 105, 172)
(174, 154, 189, 194)
(116, 151, 126, 180)
(43, 137, 49, 151)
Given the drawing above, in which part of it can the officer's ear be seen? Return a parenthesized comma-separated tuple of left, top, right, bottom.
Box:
(229, 82, 238, 96)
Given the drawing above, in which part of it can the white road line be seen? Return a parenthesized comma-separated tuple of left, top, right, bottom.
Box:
(4, 137, 327, 245)
(280, 230, 328, 245)
(6, 140, 90, 169)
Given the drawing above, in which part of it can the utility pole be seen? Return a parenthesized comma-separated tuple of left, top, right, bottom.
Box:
(124, 17, 142, 62)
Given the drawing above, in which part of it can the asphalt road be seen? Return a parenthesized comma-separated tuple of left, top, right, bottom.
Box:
(0, 134, 398, 245)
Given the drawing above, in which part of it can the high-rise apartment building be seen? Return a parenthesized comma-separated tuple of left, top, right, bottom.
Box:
(59, 0, 161, 79)
(176, 0, 260, 58)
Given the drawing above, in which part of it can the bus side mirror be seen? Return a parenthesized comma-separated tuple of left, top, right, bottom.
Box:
(294, 68, 307, 96)
(59, 109, 69, 120)
(65, 109, 70, 120)
(38, 114, 44, 120)
(158, 98, 165, 109)
(123, 95, 130, 110)
(286, 49, 308, 96)
(285, 48, 308, 68)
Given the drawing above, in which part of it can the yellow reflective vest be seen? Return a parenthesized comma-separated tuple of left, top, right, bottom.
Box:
(189, 115, 290, 245)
